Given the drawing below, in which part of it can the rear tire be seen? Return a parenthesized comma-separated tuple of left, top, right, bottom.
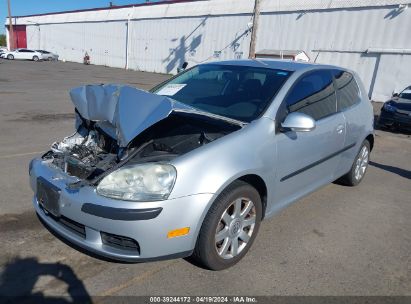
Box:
(7, 54, 14, 60)
(191, 180, 262, 270)
(33, 56, 39, 62)
(338, 140, 370, 186)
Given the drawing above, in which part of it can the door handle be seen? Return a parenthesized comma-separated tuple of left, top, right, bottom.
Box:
(336, 124, 345, 134)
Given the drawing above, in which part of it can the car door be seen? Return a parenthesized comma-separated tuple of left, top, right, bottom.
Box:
(13, 49, 24, 59)
(24, 50, 35, 60)
(15, 49, 29, 59)
(272, 69, 347, 210)
(40, 51, 50, 60)
(332, 69, 364, 176)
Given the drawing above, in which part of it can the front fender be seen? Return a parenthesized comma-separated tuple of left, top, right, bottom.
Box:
(168, 117, 277, 222)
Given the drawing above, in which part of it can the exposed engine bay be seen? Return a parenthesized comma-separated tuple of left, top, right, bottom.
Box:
(43, 113, 240, 182)
(44, 126, 119, 181)
(41, 84, 242, 185)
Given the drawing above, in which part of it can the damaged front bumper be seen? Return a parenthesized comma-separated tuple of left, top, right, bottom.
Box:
(30, 158, 213, 262)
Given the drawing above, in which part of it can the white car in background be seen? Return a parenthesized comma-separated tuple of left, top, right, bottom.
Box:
(0, 47, 8, 58)
(3, 49, 44, 61)
(36, 50, 59, 61)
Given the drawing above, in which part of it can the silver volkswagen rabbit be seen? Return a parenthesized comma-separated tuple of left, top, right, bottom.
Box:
(29, 60, 374, 270)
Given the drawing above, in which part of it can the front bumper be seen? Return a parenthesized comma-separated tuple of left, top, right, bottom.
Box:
(379, 109, 411, 130)
(30, 158, 213, 262)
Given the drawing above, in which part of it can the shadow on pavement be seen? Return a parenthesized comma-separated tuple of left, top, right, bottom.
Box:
(370, 161, 411, 180)
(0, 257, 91, 303)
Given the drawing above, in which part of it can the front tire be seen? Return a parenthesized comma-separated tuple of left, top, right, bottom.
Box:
(192, 180, 262, 270)
(338, 140, 370, 186)
(7, 54, 14, 60)
(33, 56, 39, 61)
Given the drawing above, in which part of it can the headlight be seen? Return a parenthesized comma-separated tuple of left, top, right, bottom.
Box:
(383, 102, 397, 112)
(97, 163, 176, 201)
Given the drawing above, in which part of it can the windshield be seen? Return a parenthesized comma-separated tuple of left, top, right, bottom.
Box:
(153, 64, 292, 122)
(399, 88, 411, 100)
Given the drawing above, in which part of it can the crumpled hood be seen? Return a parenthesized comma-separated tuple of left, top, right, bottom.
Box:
(70, 84, 244, 148)
(70, 84, 195, 147)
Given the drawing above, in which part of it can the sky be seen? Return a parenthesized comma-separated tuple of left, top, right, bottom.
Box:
(0, 0, 162, 34)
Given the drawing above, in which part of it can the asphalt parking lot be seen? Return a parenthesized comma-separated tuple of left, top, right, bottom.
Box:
(0, 60, 410, 299)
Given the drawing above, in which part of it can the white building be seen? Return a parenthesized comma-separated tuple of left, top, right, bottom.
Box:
(5, 0, 411, 100)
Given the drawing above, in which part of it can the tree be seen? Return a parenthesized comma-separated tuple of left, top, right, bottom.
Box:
(0, 34, 6, 47)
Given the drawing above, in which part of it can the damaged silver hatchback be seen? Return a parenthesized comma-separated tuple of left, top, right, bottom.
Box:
(30, 60, 374, 270)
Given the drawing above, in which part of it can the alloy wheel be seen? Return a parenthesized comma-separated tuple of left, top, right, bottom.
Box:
(354, 145, 369, 181)
(215, 197, 256, 259)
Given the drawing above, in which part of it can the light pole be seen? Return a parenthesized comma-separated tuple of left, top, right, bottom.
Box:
(7, 0, 15, 50)
(248, 0, 261, 59)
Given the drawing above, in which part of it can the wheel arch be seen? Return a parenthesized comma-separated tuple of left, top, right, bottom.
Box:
(237, 174, 268, 219)
(191, 172, 270, 249)
(207, 173, 269, 221)
(365, 133, 374, 151)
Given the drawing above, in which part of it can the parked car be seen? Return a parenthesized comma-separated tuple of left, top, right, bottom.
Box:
(0, 47, 8, 58)
(3, 48, 43, 61)
(378, 86, 411, 131)
(36, 50, 59, 61)
(29, 60, 374, 270)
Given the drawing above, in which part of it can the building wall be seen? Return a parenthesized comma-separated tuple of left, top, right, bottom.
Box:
(27, 21, 127, 68)
(127, 15, 252, 74)
(256, 5, 411, 100)
(12, 0, 411, 100)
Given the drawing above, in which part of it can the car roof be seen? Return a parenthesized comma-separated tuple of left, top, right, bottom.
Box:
(202, 59, 340, 72)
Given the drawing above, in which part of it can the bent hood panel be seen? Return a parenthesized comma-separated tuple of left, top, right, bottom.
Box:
(70, 84, 193, 147)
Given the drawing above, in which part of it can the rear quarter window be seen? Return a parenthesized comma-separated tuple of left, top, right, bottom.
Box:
(333, 70, 361, 111)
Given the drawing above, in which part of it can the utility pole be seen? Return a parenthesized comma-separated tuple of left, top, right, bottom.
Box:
(7, 0, 14, 50)
(248, 0, 261, 59)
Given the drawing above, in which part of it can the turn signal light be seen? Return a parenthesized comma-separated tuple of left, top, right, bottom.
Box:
(167, 227, 190, 238)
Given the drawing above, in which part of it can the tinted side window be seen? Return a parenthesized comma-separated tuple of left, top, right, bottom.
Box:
(285, 70, 336, 120)
(332, 70, 361, 111)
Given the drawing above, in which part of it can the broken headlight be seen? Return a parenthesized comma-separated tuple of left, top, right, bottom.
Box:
(96, 163, 176, 201)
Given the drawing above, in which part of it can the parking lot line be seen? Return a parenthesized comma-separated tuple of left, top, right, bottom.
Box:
(96, 260, 180, 298)
(0, 151, 43, 159)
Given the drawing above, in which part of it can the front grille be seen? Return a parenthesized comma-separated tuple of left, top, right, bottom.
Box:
(396, 109, 411, 116)
(101, 232, 140, 253)
(39, 203, 86, 238)
(59, 216, 86, 238)
(393, 112, 411, 124)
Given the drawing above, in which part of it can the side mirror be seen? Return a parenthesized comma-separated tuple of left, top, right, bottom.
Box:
(177, 62, 188, 73)
(281, 112, 316, 132)
(392, 92, 399, 97)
